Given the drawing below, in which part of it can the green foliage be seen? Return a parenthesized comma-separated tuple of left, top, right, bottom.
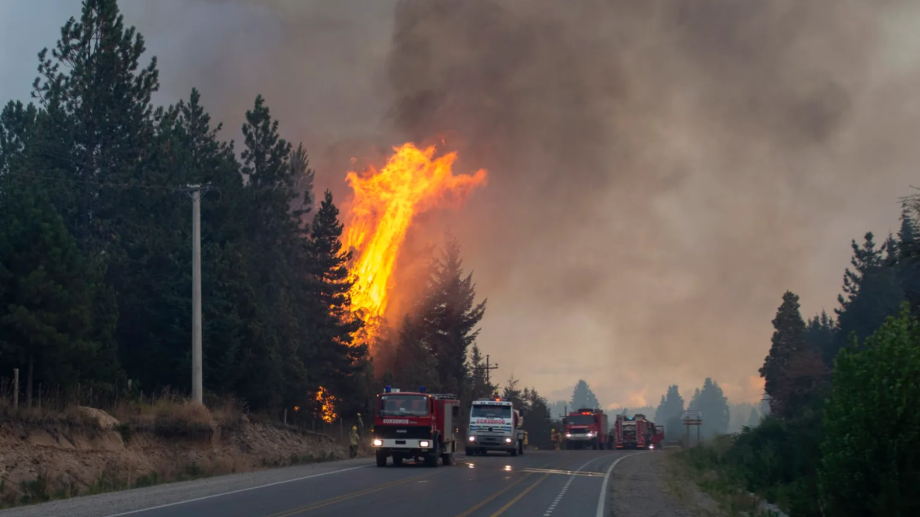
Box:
(569, 379, 600, 410)
(0, 182, 118, 388)
(0, 0, 380, 414)
(833, 232, 905, 358)
(820, 306, 920, 516)
(421, 233, 487, 396)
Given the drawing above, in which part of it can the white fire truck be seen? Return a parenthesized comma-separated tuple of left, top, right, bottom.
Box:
(465, 397, 525, 456)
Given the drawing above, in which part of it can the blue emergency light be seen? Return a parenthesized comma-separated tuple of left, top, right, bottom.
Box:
(385, 385, 392, 393)
(419, 386, 426, 393)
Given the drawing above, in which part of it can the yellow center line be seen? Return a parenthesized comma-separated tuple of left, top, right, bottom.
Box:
(263, 471, 439, 517)
(453, 474, 534, 517)
(488, 473, 550, 517)
(452, 458, 568, 517)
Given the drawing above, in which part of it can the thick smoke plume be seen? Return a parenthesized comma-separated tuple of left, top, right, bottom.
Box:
(127, 0, 920, 406)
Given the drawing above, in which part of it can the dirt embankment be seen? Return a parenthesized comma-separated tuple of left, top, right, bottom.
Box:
(0, 406, 346, 506)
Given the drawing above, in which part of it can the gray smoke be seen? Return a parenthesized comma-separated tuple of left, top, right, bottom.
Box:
(124, 0, 920, 406)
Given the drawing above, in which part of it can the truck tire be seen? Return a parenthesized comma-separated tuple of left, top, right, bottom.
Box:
(376, 451, 387, 467)
(442, 449, 454, 465)
(510, 444, 518, 457)
(425, 443, 440, 467)
(519, 441, 524, 456)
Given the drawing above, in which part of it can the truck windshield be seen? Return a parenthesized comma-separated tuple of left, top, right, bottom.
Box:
(567, 415, 595, 425)
(378, 395, 429, 416)
(471, 405, 511, 419)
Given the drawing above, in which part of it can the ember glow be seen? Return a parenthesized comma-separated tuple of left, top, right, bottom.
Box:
(343, 142, 488, 341)
(315, 386, 337, 423)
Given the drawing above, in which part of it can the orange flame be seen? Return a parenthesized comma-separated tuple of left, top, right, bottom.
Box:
(315, 386, 337, 423)
(343, 142, 487, 340)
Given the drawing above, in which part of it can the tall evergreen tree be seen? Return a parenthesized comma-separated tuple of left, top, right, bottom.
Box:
(30, 0, 159, 254)
(760, 291, 808, 418)
(393, 315, 440, 392)
(834, 232, 904, 354)
(0, 181, 119, 399)
(655, 385, 685, 438)
(501, 374, 524, 408)
(306, 190, 366, 399)
(805, 310, 838, 367)
(688, 378, 730, 438)
(570, 379, 600, 410)
(420, 233, 487, 396)
(895, 208, 920, 318)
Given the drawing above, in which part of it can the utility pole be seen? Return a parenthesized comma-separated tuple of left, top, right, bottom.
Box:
(179, 184, 213, 405)
(474, 354, 499, 386)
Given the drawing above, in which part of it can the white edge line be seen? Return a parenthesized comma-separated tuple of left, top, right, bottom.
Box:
(102, 463, 370, 517)
(595, 452, 647, 517)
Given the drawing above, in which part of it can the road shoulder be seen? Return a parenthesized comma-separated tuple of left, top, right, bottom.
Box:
(609, 450, 725, 517)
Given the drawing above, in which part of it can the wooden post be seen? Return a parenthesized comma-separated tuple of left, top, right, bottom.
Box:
(13, 368, 19, 410)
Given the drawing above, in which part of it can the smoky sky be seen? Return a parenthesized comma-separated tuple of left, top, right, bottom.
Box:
(7, 0, 920, 407)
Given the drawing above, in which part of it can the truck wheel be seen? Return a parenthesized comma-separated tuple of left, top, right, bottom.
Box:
(519, 441, 524, 456)
(425, 444, 440, 467)
(375, 451, 387, 467)
(442, 450, 453, 466)
(510, 444, 518, 457)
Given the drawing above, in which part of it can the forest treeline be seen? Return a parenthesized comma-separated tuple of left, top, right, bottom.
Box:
(0, 0, 492, 422)
(680, 195, 920, 516)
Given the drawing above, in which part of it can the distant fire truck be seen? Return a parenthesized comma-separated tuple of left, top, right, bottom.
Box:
(613, 413, 656, 449)
(650, 424, 665, 450)
(371, 386, 460, 467)
(563, 408, 611, 449)
(466, 397, 525, 456)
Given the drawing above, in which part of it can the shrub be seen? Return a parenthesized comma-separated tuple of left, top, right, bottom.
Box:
(820, 307, 920, 516)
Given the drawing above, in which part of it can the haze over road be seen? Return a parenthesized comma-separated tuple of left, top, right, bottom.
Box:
(0, 450, 645, 517)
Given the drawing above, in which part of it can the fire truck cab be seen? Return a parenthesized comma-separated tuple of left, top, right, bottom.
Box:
(371, 386, 460, 467)
(563, 408, 611, 450)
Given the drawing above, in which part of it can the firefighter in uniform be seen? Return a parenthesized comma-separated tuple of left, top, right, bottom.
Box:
(523, 431, 529, 449)
(551, 429, 560, 450)
(349, 425, 359, 458)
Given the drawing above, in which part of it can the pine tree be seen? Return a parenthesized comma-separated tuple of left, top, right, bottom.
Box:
(805, 310, 838, 367)
(30, 0, 159, 254)
(834, 233, 904, 354)
(655, 385, 685, 438)
(760, 291, 807, 418)
(895, 208, 920, 318)
(393, 315, 439, 391)
(570, 379, 600, 410)
(501, 375, 524, 408)
(420, 233, 487, 396)
(688, 378, 730, 438)
(0, 181, 118, 398)
(306, 190, 365, 398)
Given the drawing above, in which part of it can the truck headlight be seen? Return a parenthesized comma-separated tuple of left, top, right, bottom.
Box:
(565, 433, 572, 438)
(373, 439, 383, 447)
(420, 440, 430, 448)
(587, 432, 594, 438)
(504, 438, 512, 443)
(469, 436, 476, 442)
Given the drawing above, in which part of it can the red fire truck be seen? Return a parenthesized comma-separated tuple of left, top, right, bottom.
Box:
(371, 386, 460, 467)
(613, 413, 655, 449)
(650, 424, 665, 450)
(563, 408, 611, 450)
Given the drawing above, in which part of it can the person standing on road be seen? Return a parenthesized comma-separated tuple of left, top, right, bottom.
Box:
(349, 426, 359, 458)
(551, 429, 559, 450)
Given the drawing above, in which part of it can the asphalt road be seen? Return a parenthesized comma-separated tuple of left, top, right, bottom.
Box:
(124, 449, 639, 517)
(2, 449, 646, 517)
